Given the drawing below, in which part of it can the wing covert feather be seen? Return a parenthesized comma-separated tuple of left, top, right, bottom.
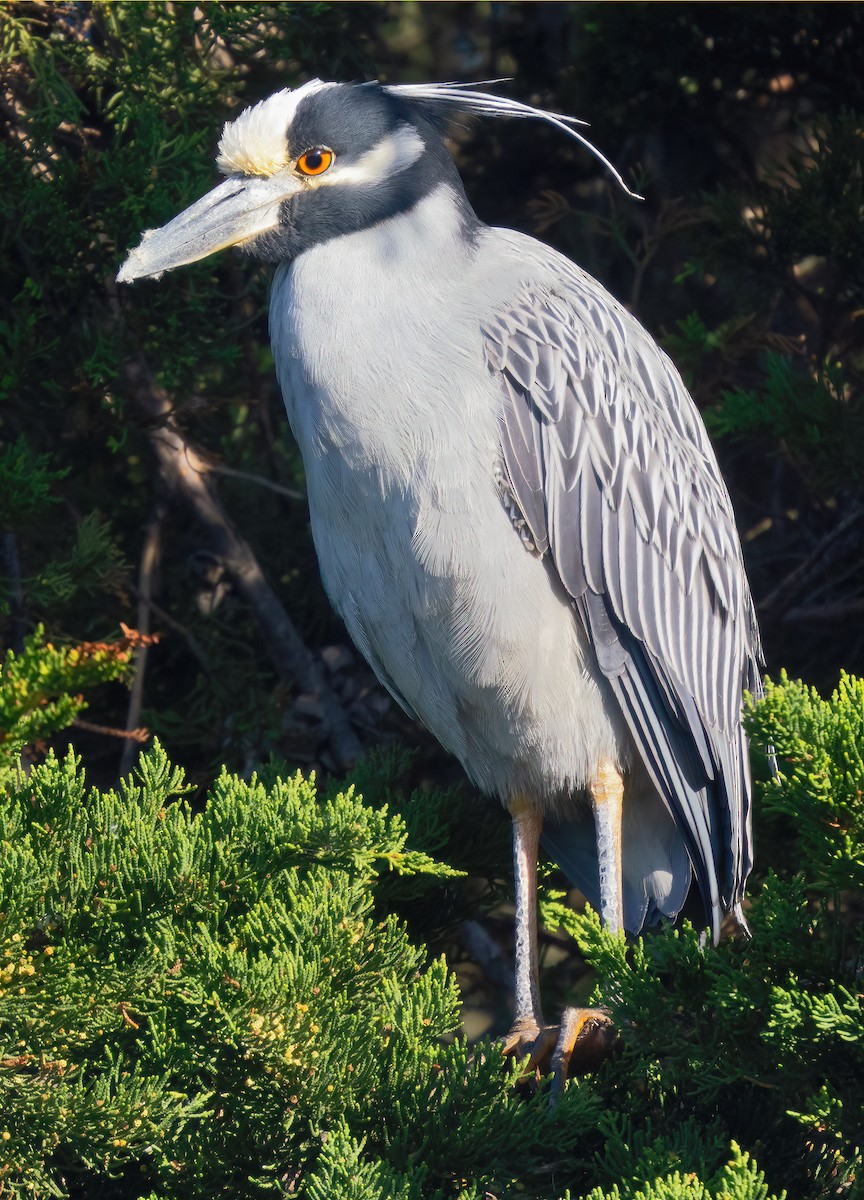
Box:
(483, 278, 762, 928)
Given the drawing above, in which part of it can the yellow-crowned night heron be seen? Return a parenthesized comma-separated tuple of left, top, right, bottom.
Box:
(118, 80, 762, 1088)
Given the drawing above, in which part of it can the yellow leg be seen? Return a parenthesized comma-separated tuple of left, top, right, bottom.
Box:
(549, 1006, 618, 1103)
(590, 759, 625, 933)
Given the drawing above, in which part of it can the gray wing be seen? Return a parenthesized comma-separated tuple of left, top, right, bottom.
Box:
(483, 278, 762, 938)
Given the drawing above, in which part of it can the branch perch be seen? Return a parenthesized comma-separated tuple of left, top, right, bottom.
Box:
(123, 359, 363, 771)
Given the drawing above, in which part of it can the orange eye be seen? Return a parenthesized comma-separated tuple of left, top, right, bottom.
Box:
(296, 148, 334, 176)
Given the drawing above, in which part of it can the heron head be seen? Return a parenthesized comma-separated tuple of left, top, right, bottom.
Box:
(117, 79, 639, 283)
(116, 79, 464, 282)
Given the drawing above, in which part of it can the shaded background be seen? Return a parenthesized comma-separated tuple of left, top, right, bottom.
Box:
(2, 0, 863, 1039)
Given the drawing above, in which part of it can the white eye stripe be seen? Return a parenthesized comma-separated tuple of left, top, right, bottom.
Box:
(308, 125, 425, 187)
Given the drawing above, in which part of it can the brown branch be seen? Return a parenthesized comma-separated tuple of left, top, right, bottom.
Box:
(119, 512, 162, 779)
(759, 507, 864, 617)
(72, 719, 149, 743)
(459, 919, 513, 992)
(194, 458, 304, 502)
(122, 359, 363, 771)
(124, 581, 210, 669)
(783, 598, 864, 625)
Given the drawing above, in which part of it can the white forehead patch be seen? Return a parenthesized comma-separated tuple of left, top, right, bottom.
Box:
(217, 79, 335, 177)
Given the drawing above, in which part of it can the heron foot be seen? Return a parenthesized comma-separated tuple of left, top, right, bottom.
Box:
(500, 1017, 560, 1080)
(501, 1008, 617, 1102)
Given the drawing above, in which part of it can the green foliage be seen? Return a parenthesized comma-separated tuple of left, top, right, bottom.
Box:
(0, 626, 135, 780)
(686, 111, 864, 498)
(0, 441, 129, 626)
(563, 886, 861, 1193)
(0, 438, 63, 531)
(745, 672, 864, 893)
(0, 1, 384, 762)
(578, 1141, 784, 1200)
(543, 674, 864, 1200)
(659, 109, 864, 498)
(2, 675, 862, 1197)
(34, 512, 130, 609)
(0, 743, 599, 1198)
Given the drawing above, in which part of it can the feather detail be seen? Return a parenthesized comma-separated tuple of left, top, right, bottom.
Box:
(482, 270, 762, 932)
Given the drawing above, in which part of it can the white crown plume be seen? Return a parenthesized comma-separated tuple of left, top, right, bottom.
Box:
(384, 80, 643, 200)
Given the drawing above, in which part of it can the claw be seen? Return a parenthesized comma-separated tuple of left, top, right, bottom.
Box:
(501, 1008, 617, 1101)
(500, 1019, 560, 1085)
(548, 1007, 617, 1103)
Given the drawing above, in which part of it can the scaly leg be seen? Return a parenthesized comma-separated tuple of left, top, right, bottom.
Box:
(500, 798, 561, 1074)
(500, 796, 551, 1062)
(546, 760, 624, 1095)
(500, 794, 615, 1092)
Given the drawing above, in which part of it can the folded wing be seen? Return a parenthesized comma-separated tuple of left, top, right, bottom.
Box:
(483, 275, 762, 938)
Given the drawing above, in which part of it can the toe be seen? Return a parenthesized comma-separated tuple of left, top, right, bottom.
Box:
(500, 1020, 560, 1083)
(550, 1007, 617, 1103)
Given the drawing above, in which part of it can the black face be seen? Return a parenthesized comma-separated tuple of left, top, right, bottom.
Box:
(244, 82, 479, 263)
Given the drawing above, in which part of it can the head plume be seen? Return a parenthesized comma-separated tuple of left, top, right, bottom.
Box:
(383, 81, 642, 201)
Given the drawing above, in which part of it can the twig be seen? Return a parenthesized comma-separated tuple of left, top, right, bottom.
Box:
(119, 512, 162, 778)
(123, 359, 364, 771)
(759, 507, 864, 617)
(73, 719, 149, 743)
(783, 598, 864, 625)
(124, 580, 210, 669)
(193, 458, 304, 502)
(459, 919, 513, 992)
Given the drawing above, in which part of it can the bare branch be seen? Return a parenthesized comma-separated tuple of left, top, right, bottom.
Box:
(783, 599, 864, 625)
(119, 511, 162, 779)
(194, 458, 304, 502)
(122, 359, 363, 771)
(124, 580, 210, 669)
(73, 718, 149, 743)
(759, 507, 864, 617)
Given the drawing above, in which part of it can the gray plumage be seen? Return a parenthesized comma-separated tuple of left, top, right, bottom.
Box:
(271, 212, 759, 939)
(486, 269, 761, 936)
(117, 80, 762, 1062)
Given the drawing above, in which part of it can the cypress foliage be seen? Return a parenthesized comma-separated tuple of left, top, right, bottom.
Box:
(0, 740, 603, 1198)
(553, 673, 863, 1200)
(1, 675, 861, 1196)
(0, 627, 143, 781)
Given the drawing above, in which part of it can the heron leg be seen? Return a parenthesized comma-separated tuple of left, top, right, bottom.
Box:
(507, 795, 545, 1031)
(538, 759, 623, 1100)
(500, 797, 560, 1071)
(499, 779, 621, 1099)
(589, 758, 625, 933)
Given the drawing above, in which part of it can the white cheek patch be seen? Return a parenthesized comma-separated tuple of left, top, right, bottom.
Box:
(217, 79, 335, 177)
(315, 124, 425, 187)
